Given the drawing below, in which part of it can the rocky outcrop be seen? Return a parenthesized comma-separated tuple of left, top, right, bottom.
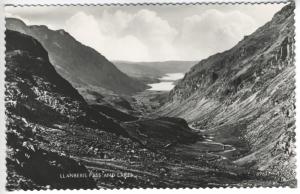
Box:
(5, 30, 129, 134)
(5, 30, 99, 189)
(6, 18, 147, 96)
(159, 3, 295, 182)
(5, 30, 201, 189)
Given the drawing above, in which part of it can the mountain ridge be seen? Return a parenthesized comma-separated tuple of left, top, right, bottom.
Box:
(5, 17, 147, 96)
(6, 29, 206, 189)
(159, 2, 296, 182)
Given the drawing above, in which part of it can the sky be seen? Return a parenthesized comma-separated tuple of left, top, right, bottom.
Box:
(5, 3, 285, 62)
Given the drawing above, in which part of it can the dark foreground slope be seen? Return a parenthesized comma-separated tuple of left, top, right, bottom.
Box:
(5, 30, 100, 190)
(6, 18, 147, 96)
(159, 3, 296, 183)
(6, 30, 203, 189)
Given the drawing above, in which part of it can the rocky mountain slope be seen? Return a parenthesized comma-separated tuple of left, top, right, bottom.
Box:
(6, 30, 202, 189)
(5, 30, 100, 189)
(5, 18, 147, 96)
(159, 3, 296, 183)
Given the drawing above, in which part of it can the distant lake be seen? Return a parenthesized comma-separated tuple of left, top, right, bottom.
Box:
(148, 73, 184, 91)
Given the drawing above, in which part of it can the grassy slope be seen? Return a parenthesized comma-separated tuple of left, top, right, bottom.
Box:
(159, 3, 296, 182)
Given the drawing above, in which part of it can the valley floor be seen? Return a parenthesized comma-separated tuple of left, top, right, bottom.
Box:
(67, 91, 294, 188)
(5, 2, 296, 189)
(6, 84, 295, 190)
(19, 118, 285, 189)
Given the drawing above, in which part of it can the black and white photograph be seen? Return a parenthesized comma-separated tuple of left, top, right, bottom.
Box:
(3, 0, 296, 190)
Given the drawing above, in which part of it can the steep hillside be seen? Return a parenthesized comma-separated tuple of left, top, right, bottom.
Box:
(5, 18, 147, 96)
(159, 3, 295, 182)
(5, 30, 101, 189)
(6, 30, 204, 189)
(5, 30, 137, 189)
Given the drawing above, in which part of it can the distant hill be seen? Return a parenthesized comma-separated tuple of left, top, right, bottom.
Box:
(113, 60, 198, 78)
(5, 18, 147, 96)
(159, 3, 296, 181)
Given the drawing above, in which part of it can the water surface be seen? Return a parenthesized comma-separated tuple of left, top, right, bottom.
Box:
(148, 73, 184, 91)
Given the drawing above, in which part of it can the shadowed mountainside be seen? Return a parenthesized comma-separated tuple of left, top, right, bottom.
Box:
(5, 30, 101, 190)
(5, 2, 296, 189)
(159, 3, 296, 183)
(5, 30, 201, 189)
(5, 18, 147, 96)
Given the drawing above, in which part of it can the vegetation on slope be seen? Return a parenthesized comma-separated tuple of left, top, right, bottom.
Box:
(159, 3, 296, 183)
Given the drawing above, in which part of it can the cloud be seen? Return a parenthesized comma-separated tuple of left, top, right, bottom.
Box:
(65, 11, 149, 61)
(124, 9, 179, 60)
(64, 8, 257, 62)
(6, 4, 284, 62)
(65, 12, 105, 50)
(125, 9, 178, 42)
(65, 9, 180, 61)
(178, 9, 257, 59)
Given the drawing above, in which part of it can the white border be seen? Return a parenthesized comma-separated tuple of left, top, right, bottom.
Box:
(0, 0, 299, 194)
(1, 0, 293, 5)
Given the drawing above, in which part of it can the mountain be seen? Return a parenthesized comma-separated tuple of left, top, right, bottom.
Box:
(5, 30, 100, 189)
(159, 3, 295, 182)
(113, 60, 197, 78)
(5, 18, 147, 96)
(6, 30, 200, 189)
(5, 29, 141, 189)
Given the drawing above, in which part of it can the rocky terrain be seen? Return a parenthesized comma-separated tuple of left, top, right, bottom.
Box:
(5, 30, 207, 190)
(5, 18, 147, 96)
(5, 2, 296, 190)
(159, 3, 296, 184)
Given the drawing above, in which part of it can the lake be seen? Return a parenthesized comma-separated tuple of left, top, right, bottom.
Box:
(147, 73, 184, 91)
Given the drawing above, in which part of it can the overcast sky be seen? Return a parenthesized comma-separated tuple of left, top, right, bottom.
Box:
(5, 3, 285, 62)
